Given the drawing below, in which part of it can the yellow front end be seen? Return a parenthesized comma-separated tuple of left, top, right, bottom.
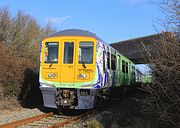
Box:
(40, 36, 96, 88)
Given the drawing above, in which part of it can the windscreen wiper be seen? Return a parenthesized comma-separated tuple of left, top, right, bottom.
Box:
(82, 61, 86, 69)
(49, 62, 53, 67)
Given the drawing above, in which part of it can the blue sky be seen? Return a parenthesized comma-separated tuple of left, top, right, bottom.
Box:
(0, 0, 164, 43)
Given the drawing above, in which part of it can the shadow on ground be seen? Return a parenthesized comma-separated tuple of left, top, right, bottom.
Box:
(93, 88, 156, 128)
(18, 68, 43, 108)
(17, 68, 89, 116)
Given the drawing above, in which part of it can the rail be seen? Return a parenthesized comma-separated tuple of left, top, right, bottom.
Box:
(0, 112, 88, 128)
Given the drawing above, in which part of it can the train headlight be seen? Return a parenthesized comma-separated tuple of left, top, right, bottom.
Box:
(48, 73, 57, 78)
(78, 74, 87, 79)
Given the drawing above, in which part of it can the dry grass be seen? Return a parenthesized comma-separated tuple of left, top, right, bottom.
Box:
(88, 119, 103, 128)
(88, 91, 156, 128)
(0, 97, 21, 110)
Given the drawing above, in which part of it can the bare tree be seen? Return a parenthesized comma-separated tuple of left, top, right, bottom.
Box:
(0, 7, 55, 105)
(141, 0, 180, 127)
(0, 7, 12, 45)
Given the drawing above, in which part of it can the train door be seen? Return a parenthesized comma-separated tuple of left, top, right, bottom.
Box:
(61, 41, 75, 83)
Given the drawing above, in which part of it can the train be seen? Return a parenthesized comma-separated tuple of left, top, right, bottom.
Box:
(39, 29, 144, 110)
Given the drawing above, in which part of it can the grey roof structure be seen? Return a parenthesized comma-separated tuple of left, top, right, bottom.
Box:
(46, 29, 105, 42)
(110, 32, 178, 64)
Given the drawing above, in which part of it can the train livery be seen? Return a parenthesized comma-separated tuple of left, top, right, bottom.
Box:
(39, 29, 137, 109)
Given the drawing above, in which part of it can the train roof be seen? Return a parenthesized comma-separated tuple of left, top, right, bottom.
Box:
(45, 29, 133, 63)
(46, 29, 105, 42)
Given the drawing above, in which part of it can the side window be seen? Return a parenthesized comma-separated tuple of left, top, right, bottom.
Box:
(122, 60, 125, 73)
(111, 54, 116, 70)
(133, 66, 135, 76)
(117, 55, 120, 72)
(126, 62, 128, 73)
(44, 42, 59, 63)
(64, 42, 74, 64)
(129, 62, 131, 73)
(107, 52, 110, 69)
(103, 51, 105, 72)
(131, 65, 134, 74)
(132, 65, 135, 79)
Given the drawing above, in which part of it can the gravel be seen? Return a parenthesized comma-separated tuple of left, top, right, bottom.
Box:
(0, 92, 143, 128)
(0, 108, 45, 125)
(0, 107, 91, 128)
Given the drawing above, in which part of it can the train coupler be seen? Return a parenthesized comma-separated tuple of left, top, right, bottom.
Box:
(56, 89, 77, 108)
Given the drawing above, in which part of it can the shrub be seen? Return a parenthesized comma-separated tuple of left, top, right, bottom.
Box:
(88, 119, 103, 128)
(0, 7, 55, 107)
(141, 0, 180, 127)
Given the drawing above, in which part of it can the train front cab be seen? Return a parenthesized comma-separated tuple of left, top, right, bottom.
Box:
(39, 36, 97, 109)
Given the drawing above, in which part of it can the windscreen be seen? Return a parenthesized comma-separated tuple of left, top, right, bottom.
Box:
(44, 42, 58, 63)
(79, 42, 93, 64)
(63, 42, 74, 64)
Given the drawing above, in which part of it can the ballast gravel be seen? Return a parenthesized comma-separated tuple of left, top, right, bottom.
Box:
(0, 108, 45, 125)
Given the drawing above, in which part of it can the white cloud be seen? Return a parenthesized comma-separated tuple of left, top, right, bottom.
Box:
(45, 15, 71, 24)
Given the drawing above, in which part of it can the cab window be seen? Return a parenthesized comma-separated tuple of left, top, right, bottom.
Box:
(79, 42, 93, 64)
(64, 42, 74, 64)
(44, 42, 58, 63)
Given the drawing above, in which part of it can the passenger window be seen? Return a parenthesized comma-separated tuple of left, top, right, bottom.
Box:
(132, 65, 135, 77)
(107, 52, 110, 69)
(103, 51, 105, 72)
(122, 60, 125, 73)
(79, 42, 93, 64)
(44, 42, 58, 63)
(111, 54, 116, 70)
(64, 42, 74, 64)
(126, 62, 128, 73)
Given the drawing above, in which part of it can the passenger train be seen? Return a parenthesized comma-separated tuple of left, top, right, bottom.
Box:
(39, 29, 142, 109)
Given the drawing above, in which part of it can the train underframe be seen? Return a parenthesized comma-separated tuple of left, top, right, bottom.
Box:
(40, 86, 98, 109)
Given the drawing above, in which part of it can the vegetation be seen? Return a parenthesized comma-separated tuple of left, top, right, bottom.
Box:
(88, 119, 103, 128)
(141, 0, 180, 127)
(0, 0, 179, 127)
(0, 7, 55, 107)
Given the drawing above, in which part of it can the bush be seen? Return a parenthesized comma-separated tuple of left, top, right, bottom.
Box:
(0, 7, 55, 107)
(88, 119, 103, 128)
(142, 33, 180, 127)
(141, 0, 180, 127)
(0, 44, 24, 97)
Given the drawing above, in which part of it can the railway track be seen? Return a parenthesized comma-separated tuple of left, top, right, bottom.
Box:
(0, 112, 88, 128)
(0, 86, 142, 128)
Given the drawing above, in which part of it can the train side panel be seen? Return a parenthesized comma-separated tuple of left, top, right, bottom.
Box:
(95, 40, 135, 88)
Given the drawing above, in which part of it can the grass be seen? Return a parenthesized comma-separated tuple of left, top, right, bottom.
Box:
(87, 91, 156, 128)
(88, 119, 103, 128)
(0, 97, 21, 110)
